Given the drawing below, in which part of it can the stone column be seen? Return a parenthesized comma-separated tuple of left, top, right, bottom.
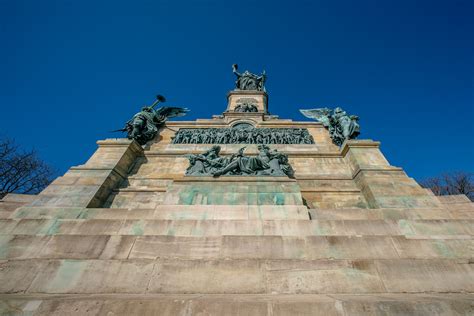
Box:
(342, 140, 441, 208)
(31, 139, 143, 208)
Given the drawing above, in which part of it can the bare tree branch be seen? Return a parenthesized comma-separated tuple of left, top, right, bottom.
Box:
(0, 138, 54, 199)
(420, 172, 474, 201)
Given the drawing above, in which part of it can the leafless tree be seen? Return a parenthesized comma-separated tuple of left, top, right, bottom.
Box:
(0, 138, 54, 199)
(420, 172, 474, 201)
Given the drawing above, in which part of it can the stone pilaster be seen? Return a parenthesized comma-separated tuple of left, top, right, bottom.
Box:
(342, 140, 442, 208)
(30, 139, 143, 208)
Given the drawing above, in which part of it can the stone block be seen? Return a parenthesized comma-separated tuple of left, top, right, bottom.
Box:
(27, 259, 154, 294)
(153, 207, 250, 220)
(391, 236, 474, 259)
(54, 219, 124, 235)
(98, 299, 187, 316)
(248, 205, 309, 220)
(0, 219, 19, 234)
(129, 236, 221, 259)
(0, 211, 11, 219)
(398, 219, 473, 236)
(10, 219, 56, 235)
(189, 299, 268, 315)
(221, 236, 306, 259)
(340, 294, 474, 316)
(12, 207, 84, 219)
(376, 259, 474, 292)
(34, 299, 104, 316)
(148, 259, 265, 293)
(99, 235, 136, 259)
(0, 235, 50, 259)
(266, 259, 385, 294)
(0, 193, 37, 203)
(272, 300, 342, 316)
(39, 235, 111, 259)
(304, 236, 399, 260)
(0, 260, 46, 293)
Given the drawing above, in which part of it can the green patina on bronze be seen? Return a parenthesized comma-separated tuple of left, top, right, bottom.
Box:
(300, 107, 360, 146)
(185, 145, 293, 177)
(114, 94, 189, 145)
(172, 127, 314, 145)
(232, 63, 266, 92)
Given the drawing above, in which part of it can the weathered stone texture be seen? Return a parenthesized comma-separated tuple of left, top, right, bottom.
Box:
(1, 94, 473, 314)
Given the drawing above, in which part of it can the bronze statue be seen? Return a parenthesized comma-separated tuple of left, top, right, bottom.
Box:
(300, 107, 360, 146)
(232, 64, 266, 91)
(116, 95, 189, 145)
(185, 145, 227, 176)
(185, 145, 293, 177)
(172, 127, 314, 145)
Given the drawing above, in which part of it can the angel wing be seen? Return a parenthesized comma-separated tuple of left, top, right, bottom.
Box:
(155, 107, 190, 120)
(299, 108, 332, 127)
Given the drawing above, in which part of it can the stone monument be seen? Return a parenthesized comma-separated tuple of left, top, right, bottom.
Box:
(0, 65, 472, 315)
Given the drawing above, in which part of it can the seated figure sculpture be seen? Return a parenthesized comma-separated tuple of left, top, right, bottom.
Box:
(185, 145, 228, 176)
(185, 145, 293, 177)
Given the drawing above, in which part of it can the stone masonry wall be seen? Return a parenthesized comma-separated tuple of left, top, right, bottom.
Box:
(0, 114, 472, 315)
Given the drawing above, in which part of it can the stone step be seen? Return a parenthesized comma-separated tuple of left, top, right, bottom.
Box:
(1, 259, 472, 294)
(1, 293, 473, 316)
(442, 204, 474, 219)
(437, 194, 472, 204)
(0, 201, 25, 213)
(309, 207, 471, 220)
(1, 219, 472, 237)
(13, 205, 472, 222)
(11, 205, 311, 220)
(0, 194, 37, 219)
(1, 235, 472, 260)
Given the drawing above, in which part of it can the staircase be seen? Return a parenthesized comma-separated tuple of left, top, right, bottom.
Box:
(0, 192, 473, 315)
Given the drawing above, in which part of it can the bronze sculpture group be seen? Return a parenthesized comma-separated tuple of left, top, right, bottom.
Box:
(185, 145, 293, 177)
(116, 64, 360, 178)
(172, 127, 314, 145)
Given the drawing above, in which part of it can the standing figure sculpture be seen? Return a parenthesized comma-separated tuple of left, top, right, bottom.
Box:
(117, 95, 189, 145)
(232, 64, 266, 91)
(300, 107, 360, 146)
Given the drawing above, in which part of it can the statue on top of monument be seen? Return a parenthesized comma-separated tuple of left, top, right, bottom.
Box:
(232, 64, 266, 92)
(300, 107, 360, 146)
(115, 95, 189, 145)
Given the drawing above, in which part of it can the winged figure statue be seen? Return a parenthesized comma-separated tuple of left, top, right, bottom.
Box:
(116, 95, 189, 145)
(300, 107, 360, 146)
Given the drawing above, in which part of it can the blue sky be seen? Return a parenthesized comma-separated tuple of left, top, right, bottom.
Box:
(1, 0, 473, 181)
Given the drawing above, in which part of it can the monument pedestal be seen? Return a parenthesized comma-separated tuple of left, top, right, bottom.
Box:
(0, 84, 472, 314)
(226, 90, 268, 113)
